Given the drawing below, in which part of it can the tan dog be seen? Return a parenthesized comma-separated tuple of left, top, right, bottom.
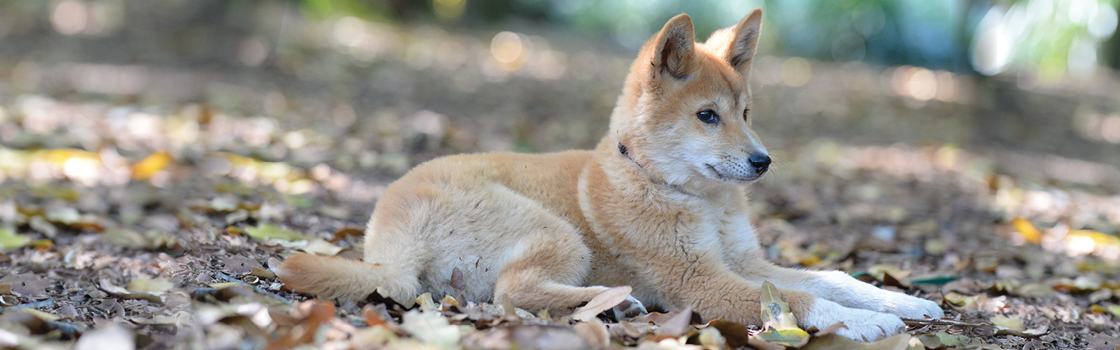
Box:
(278, 9, 943, 341)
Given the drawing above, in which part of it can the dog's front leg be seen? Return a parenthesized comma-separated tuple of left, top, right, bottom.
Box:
(755, 265, 944, 320)
(718, 222, 944, 319)
(633, 246, 905, 341)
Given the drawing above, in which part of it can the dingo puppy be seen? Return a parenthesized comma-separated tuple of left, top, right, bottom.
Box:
(278, 9, 944, 341)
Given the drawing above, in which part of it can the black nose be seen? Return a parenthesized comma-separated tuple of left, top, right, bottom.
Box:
(748, 154, 771, 173)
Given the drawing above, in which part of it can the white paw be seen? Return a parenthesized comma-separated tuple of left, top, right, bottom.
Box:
(814, 271, 944, 319)
(611, 295, 648, 320)
(801, 298, 905, 342)
(879, 293, 944, 319)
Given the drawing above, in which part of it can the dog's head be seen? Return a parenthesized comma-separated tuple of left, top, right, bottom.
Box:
(610, 10, 769, 189)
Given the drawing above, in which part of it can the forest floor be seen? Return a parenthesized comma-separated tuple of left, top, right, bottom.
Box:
(1, 7, 1120, 350)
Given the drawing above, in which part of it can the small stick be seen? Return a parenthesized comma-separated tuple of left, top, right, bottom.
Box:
(215, 271, 292, 306)
(901, 317, 985, 327)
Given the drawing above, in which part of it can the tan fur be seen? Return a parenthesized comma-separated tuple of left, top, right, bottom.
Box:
(279, 9, 942, 341)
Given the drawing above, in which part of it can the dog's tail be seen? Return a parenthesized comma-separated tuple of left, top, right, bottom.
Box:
(276, 253, 420, 302)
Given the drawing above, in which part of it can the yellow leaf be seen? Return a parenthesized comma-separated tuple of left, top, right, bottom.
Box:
(760, 281, 799, 330)
(1011, 217, 1041, 244)
(755, 328, 811, 347)
(127, 277, 174, 293)
(132, 151, 173, 180)
(0, 227, 30, 250)
(756, 281, 810, 348)
(29, 239, 52, 250)
(1091, 304, 1120, 317)
(990, 315, 1024, 331)
(943, 292, 977, 309)
(415, 292, 437, 310)
(243, 224, 311, 242)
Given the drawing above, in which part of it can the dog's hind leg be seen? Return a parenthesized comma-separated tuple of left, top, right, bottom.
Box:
(449, 184, 618, 314)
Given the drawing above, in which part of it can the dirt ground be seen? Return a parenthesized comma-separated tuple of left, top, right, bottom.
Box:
(1, 5, 1120, 350)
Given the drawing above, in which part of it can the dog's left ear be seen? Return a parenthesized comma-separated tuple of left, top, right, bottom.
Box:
(721, 9, 763, 78)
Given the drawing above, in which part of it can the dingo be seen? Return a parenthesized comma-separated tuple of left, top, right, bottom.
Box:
(279, 9, 943, 341)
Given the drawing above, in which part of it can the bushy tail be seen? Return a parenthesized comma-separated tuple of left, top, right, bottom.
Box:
(276, 253, 418, 302)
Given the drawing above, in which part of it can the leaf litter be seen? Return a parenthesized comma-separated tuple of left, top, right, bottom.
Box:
(0, 7, 1118, 350)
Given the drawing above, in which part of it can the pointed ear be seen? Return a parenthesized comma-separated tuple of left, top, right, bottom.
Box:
(651, 14, 697, 80)
(725, 9, 763, 77)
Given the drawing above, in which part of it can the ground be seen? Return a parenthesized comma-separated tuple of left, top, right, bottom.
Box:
(1, 8, 1120, 350)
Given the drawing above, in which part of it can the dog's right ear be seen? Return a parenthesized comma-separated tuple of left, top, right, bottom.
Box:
(650, 14, 697, 81)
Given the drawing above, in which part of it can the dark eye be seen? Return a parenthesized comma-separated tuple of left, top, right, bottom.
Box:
(743, 108, 749, 120)
(697, 109, 719, 124)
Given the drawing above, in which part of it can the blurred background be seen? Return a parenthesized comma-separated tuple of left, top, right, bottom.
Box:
(3, 2, 1120, 347)
(1, 0, 1119, 215)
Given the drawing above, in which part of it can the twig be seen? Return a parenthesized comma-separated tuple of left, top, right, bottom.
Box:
(214, 271, 292, 306)
(901, 317, 985, 327)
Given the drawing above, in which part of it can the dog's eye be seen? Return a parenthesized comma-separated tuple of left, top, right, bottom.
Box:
(697, 110, 719, 124)
(743, 108, 749, 121)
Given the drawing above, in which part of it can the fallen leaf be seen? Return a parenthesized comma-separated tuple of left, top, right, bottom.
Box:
(1011, 217, 1041, 244)
(250, 266, 276, 279)
(760, 281, 800, 330)
(132, 151, 172, 180)
(654, 307, 692, 336)
(415, 292, 438, 311)
(573, 318, 610, 348)
(801, 333, 911, 350)
(571, 286, 632, 322)
(450, 267, 466, 291)
(330, 227, 364, 242)
(127, 277, 174, 293)
(0, 227, 30, 250)
(707, 320, 752, 348)
(990, 315, 1024, 331)
(74, 322, 135, 350)
(246, 225, 294, 241)
(400, 310, 460, 348)
(1090, 304, 1120, 317)
(994, 325, 1049, 338)
(99, 278, 162, 303)
(756, 281, 810, 347)
(697, 327, 726, 349)
(0, 274, 49, 298)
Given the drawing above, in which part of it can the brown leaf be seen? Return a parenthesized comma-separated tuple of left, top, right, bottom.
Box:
(632, 311, 682, 325)
(654, 307, 692, 336)
(801, 333, 911, 350)
(573, 318, 610, 348)
(250, 266, 276, 279)
(708, 320, 753, 348)
(0, 274, 49, 298)
(330, 227, 364, 243)
(450, 267, 466, 290)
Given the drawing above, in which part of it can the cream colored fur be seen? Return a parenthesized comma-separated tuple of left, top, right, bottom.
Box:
(278, 9, 944, 341)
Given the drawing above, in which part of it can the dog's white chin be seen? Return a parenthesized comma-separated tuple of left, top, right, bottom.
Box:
(703, 164, 761, 184)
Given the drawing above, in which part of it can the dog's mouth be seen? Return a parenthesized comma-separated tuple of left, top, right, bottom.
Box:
(705, 164, 761, 183)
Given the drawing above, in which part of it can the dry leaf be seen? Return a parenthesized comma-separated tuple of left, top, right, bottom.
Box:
(1011, 217, 1041, 244)
(0, 227, 30, 250)
(132, 151, 172, 180)
(571, 286, 632, 322)
(127, 277, 174, 293)
(756, 281, 810, 347)
(801, 334, 911, 350)
(573, 318, 610, 348)
(400, 310, 460, 348)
